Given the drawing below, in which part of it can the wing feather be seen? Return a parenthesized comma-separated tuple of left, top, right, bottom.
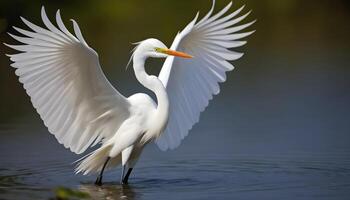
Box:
(157, 1, 255, 151)
(6, 7, 130, 154)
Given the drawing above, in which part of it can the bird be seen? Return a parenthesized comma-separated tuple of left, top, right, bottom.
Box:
(5, 0, 255, 185)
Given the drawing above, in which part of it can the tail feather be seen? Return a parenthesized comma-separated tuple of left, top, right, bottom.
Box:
(75, 145, 121, 175)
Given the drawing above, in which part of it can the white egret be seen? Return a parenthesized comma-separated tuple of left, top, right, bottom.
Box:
(5, 0, 255, 185)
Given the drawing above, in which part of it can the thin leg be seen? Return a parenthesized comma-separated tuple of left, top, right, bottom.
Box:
(95, 157, 111, 186)
(122, 168, 133, 184)
(120, 165, 126, 184)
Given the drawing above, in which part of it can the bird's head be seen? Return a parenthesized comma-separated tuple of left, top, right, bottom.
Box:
(132, 38, 193, 59)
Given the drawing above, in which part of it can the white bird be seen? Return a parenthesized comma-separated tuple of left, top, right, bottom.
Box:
(5, 0, 254, 185)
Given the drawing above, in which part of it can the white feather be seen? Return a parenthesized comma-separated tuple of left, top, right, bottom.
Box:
(156, 1, 255, 151)
(7, 7, 131, 155)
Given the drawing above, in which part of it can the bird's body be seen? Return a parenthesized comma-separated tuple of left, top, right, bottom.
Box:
(5, 0, 254, 184)
(76, 39, 172, 178)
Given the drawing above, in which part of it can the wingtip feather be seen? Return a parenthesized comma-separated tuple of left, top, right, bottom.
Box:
(41, 6, 48, 21)
(227, 1, 233, 8)
(70, 19, 87, 45)
(7, 32, 17, 39)
(19, 16, 27, 24)
(3, 43, 15, 50)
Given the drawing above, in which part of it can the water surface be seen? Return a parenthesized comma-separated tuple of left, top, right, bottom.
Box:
(1, 126, 349, 200)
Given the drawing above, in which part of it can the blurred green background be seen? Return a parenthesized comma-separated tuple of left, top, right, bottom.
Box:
(0, 0, 349, 154)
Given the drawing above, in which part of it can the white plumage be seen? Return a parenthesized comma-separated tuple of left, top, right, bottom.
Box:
(6, 9, 132, 155)
(6, 0, 254, 184)
(157, 1, 255, 150)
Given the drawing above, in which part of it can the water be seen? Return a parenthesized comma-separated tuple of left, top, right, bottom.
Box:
(1, 126, 350, 200)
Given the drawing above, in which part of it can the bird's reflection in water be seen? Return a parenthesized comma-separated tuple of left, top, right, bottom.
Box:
(79, 184, 136, 200)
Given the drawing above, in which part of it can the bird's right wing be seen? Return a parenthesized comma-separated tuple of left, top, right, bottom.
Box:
(6, 7, 131, 154)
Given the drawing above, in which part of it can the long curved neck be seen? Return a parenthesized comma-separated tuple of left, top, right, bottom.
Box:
(133, 54, 169, 132)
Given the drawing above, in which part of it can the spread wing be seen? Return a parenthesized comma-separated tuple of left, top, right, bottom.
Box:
(5, 7, 131, 154)
(156, 1, 255, 150)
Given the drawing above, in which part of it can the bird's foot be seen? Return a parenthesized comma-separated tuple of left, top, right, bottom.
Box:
(95, 176, 103, 186)
(120, 180, 128, 185)
(121, 168, 132, 185)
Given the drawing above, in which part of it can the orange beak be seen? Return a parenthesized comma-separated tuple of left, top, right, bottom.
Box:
(164, 49, 193, 59)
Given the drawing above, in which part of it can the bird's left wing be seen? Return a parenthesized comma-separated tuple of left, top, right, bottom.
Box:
(157, 1, 255, 151)
(5, 7, 131, 154)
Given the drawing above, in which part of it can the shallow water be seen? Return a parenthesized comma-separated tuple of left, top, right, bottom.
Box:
(1, 126, 350, 200)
